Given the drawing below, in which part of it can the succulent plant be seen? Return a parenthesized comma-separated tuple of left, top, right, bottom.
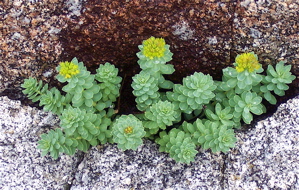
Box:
(179, 121, 202, 146)
(136, 36, 173, 65)
(156, 129, 197, 164)
(132, 70, 160, 111)
(22, 37, 295, 162)
(21, 77, 49, 102)
(38, 128, 90, 159)
(234, 52, 261, 73)
(262, 61, 296, 96)
(136, 37, 175, 90)
(218, 52, 264, 93)
(39, 87, 71, 115)
(195, 119, 237, 153)
(112, 114, 146, 150)
(145, 100, 181, 127)
(167, 72, 216, 114)
(56, 58, 91, 83)
(95, 62, 122, 103)
(229, 91, 265, 124)
(204, 103, 235, 127)
(56, 58, 103, 111)
(60, 107, 111, 145)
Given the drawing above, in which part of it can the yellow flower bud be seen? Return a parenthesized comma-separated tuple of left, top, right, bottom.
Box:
(142, 37, 166, 59)
(235, 52, 261, 73)
(59, 61, 80, 78)
(124, 126, 133, 134)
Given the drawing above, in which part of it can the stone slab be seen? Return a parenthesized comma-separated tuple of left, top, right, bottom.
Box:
(0, 96, 83, 190)
(0, 95, 299, 189)
(225, 96, 299, 190)
(71, 140, 224, 190)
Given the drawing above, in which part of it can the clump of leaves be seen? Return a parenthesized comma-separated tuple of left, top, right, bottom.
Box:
(22, 37, 296, 163)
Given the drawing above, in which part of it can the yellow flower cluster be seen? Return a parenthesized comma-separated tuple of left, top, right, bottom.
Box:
(59, 61, 80, 78)
(142, 37, 166, 59)
(124, 126, 133, 134)
(235, 52, 261, 73)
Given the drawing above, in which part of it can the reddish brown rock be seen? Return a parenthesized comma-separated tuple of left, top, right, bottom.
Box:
(1, 0, 298, 110)
(57, 0, 235, 113)
(233, 1, 299, 69)
(232, 0, 299, 102)
(0, 0, 69, 96)
(60, 0, 235, 82)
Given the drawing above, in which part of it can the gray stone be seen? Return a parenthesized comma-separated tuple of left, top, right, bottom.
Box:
(0, 96, 83, 190)
(225, 97, 299, 190)
(70, 141, 224, 190)
(1, 95, 299, 189)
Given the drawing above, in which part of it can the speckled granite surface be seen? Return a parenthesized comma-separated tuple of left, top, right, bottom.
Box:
(0, 96, 83, 190)
(0, 95, 299, 189)
(225, 96, 299, 189)
(72, 141, 224, 189)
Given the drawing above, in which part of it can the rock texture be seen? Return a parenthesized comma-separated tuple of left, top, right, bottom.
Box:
(0, 0, 71, 90)
(0, 96, 83, 189)
(225, 96, 299, 189)
(1, 1, 299, 188)
(60, 0, 234, 81)
(71, 141, 224, 190)
(0, 95, 299, 189)
(233, 0, 299, 70)
(1, 0, 298, 100)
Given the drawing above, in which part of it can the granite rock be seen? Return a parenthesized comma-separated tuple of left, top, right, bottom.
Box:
(0, 96, 83, 190)
(225, 96, 299, 190)
(1, 1, 299, 187)
(232, 0, 299, 98)
(0, 0, 84, 93)
(0, 95, 299, 189)
(1, 0, 298, 103)
(71, 140, 224, 190)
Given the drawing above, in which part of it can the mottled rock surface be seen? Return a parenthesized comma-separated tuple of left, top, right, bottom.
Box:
(233, 0, 299, 71)
(225, 96, 299, 190)
(0, 95, 299, 189)
(1, 0, 298, 102)
(60, 0, 234, 81)
(0, 96, 83, 189)
(0, 0, 71, 89)
(71, 141, 224, 190)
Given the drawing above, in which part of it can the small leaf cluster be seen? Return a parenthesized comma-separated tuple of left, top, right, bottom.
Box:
(142, 100, 181, 137)
(21, 77, 69, 115)
(215, 52, 295, 125)
(95, 62, 122, 103)
(156, 129, 197, 164)
(60, 107, 112, 144)
(260, 61, 296, 103)
(167, 72, 217, 114)
(112, 114, 146, 150)
(37, 128, 90, 159)
(132, 70, 160, 111)
(22, 37, 296, 164)
(22, 58, 121, 159)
